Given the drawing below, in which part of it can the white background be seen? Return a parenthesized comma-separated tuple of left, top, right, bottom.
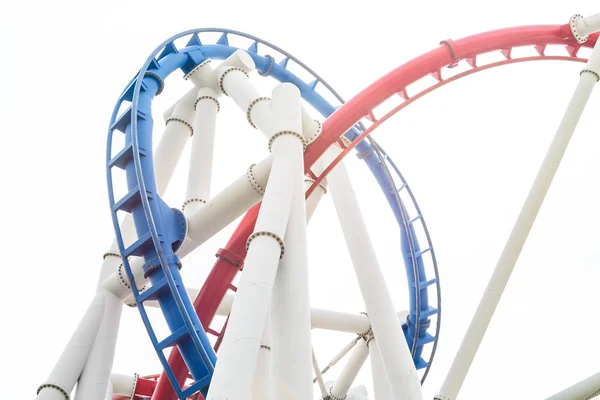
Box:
(1, 0, 599, 399)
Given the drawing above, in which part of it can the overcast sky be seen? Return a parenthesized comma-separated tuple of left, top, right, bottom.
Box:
(2, 0, 600, 399)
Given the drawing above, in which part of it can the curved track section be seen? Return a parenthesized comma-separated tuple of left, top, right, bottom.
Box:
(106, 30, 438, 400)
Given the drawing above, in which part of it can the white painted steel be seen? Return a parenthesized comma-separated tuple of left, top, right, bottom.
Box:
(36, 295, 105, 400)
(110, 373, 137, 397)
(369, 337, 393, 400)
(546, 372, 600, 400)
(271, 84, 312, 400)
(312, 348, 328, 398)
(326, 381, 369, 400)
(155, 90, 196, 196)
(74, 289, 123, 400)
(319, 337, 360, 378)
(184, 87, 219, 216)
(437, 39, 600, 400)
(185, 155, 272, 246)
(323, 144, 423, 400)
(164, 49, 254, 118)
(105, 382, 113, 400)
(330, 339, 369, 399)
(253, 311, 272, 400)
(310, 308, 370, 334)
(206, 83, 304, 400)
(574, 12, 600, 39)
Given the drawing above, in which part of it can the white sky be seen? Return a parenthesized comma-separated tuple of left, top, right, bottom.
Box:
(2, 0, 600, 399)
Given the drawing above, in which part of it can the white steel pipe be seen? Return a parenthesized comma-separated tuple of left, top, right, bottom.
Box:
(546, 372, 600, 400)
(206, 83, 304, 400)
(317, 337, 360, 378)
(109, 373, 137, 397)
(347, 386, 369, 400)
(270, 83, 312, 400)
(252, 311, 271, 400)
(163, 49, 255, 119)
(185, 154, 272, 246)
(330, 339, 369, 399)
(369, 337, 393, 400)
(155, 89, 196, 195)
(436, 40, 600, 400)
(36, 295, 105, 400)
(323, 145, 423, 400)
(310, 308, 370, 334)
(572, 12, 600, 42)
(74, 289, 123, 400)
(184, 87, 219, 216)
(312, 349, 328, 398)
(215, 60, 322, 142)
(326, 382, 369, 400)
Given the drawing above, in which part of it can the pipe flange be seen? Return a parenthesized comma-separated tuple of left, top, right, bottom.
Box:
(328, 387, 347, 400)
(118, 263, 131, 290)
(128, 372, 139, 400)
(215, 247, 244, 268)
(165, 117, 194, 136)
(439, 40, 459, 67)
(305, 119, 322, 144)
(194, 95, 220, 112)
(359, 311, 373, 338)
(304, 178, 327, 194)
(184, 59, 212, 81)
(259, 54, 274, 77)
(570, 14, 589, 44)
(260, 344, 271, 351)
(219, 67, 249, 96)
(103, 251, 120, 259)
(581, 68, 600, 82)
(247, 163, 265, 195)
(246, 96, 270, 129)
(246, 231, 285, 259)
(143, 258, 183, 279)
(37, 383, 70, 400)
(268, 130, 307, 152)
(144, 71, 165, 95)
(182, 198, 206, 212)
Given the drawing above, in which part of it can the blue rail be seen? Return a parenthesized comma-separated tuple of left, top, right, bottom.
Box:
(106, 29, 441, 398)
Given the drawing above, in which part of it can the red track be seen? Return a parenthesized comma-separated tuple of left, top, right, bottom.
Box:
(149, 23, 597, 400)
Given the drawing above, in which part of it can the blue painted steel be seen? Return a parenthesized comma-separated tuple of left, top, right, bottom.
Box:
(106, 28, 441, 397)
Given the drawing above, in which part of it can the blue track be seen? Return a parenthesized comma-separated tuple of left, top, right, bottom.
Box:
(106, 29, 441, 398)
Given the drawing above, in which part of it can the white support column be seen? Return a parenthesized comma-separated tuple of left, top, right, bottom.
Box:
(206, 83, 305, 400)
(271, 83, 312, 400)
(215, 54, 321, 142)
(253, 311, 272, 400)
(36, 295, 105, 400)
(184, 154, 272, 247)
(546, 372, 600, 400)
(436, 37, 600, 400)
(183, 87, 220, 216)
(154, 89, 196, 195)
(74, 289, 122, 400)
(323, 145, 423, 400)
(329, 339, 369, 400)
(369, 337, 393, 400)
